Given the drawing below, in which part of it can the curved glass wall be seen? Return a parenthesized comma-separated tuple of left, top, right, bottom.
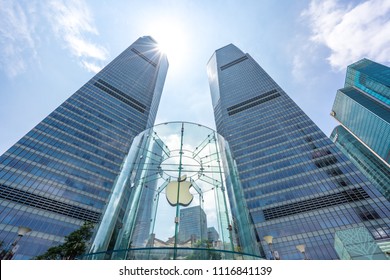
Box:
(84, 122, 260, 260)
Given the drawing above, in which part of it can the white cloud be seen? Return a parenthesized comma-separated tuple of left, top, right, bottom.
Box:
(0, 0, 38, 77)
(65, 34, 107, 61)
(47, 0, 108, 72)
(0, 0, 107, 77)
(81, 61, 102, 73)
(302, 0, 390, 70)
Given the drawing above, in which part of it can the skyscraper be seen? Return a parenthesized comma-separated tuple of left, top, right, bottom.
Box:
(330, 125, 390, 202)
(343, 58, 390, 107)
(330, 59, 390, 202)
(0, 36, 168, 259)
(207, 44, 390, 259)
(331, 59, 390, 164)
(178, 205, 207, 243)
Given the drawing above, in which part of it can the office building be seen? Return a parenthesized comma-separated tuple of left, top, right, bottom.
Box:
(331, 59, 390, 164)
(343, 58, 390, 107)
(0, 36, 168, 259)
(2, 38, 389, 260)
(207, 227, 219, 242)
(330, 125, 390, 201)
(207, 44, 390, 259)
(330, 59, 390, 204)
(178, 205, 207, 243)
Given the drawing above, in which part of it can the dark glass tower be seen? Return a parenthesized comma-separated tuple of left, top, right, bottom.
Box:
(330, 125, 390, 202)
(331, 59, 390, 164)
(178, 205, 207, 243)
(343, 58, 390, 107)
(207, 44, 390, 259)
(0, 36, 168, 259)
(330, 59, 390, 203)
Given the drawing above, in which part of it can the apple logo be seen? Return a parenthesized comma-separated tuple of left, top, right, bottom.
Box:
(166, 175, 193, 207)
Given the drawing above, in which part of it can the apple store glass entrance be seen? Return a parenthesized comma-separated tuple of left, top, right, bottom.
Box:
(83, 122, 261, 260)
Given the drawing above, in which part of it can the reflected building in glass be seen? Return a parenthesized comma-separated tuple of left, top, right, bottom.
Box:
(330, 59, 390, 202)
(0, 36, 168, 259)
(2, 37, 390, 260)
(207, 44, 390, 259)
(178, 206, 207, 243)
(207, 227, 219, 243)
(86, 122, 260, 260)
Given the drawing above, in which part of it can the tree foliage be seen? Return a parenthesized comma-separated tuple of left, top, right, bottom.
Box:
(0, 240, 6, 259)
(35, 222, 94, 260)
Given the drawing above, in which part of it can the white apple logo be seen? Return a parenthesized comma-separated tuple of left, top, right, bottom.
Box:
(166, 175, 193, 207)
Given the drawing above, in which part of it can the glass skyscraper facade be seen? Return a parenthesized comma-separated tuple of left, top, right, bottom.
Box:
(330, 125, 390, 202)
(331, 58, 390, 164)
(178, 206, 207, 243)
(1, 37, 389, 261)
(330, 59, 390, 207)
(343, 58, 390, 106)
(0, 36, 168, 259)
(207, 44, 390, 259)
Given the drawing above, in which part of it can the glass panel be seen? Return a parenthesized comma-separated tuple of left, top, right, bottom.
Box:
(87, 122, 260, 260)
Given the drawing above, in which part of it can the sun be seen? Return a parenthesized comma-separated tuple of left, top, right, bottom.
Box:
(146, 19, 189, 69)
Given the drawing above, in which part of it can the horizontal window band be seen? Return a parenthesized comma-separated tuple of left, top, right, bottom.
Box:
(131, 48, 157, 67)
(262, 188, 370, 221)
(94, 79, 146, 113)
(220, 56, 248, 71)
(228, 92, 281, 116)
(0, 184, 101, 223)
(228, 89, 278, 111)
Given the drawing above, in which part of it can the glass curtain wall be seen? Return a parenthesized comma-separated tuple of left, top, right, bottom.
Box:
(85, 122, 260, 260)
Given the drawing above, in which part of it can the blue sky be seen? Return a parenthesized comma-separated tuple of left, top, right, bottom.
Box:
(0, 0, 389, 155)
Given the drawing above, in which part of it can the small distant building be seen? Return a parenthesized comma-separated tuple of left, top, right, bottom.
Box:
(147, 234, 195, 248)
(178, 206, 207, 243)
(207, 227, 219, 243)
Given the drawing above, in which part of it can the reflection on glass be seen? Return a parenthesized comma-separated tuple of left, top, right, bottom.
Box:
(86, 122, 260, 260)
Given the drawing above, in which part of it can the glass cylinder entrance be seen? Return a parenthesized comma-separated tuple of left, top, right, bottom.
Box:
(85, 122, 260, 260)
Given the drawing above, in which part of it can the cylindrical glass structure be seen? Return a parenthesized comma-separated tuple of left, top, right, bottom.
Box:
(84, 122, 261, 260)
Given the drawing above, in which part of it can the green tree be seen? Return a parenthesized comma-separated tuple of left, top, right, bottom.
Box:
(35, 222, 94, 260)
(0, 240, 6, 259)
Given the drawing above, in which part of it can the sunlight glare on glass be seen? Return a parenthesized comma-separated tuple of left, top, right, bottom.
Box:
(148, 20, 189, 69)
